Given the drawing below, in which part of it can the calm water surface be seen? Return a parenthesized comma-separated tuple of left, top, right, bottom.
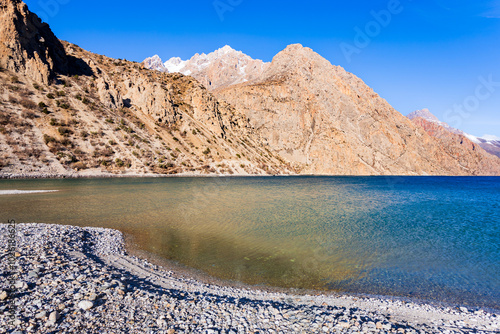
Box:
(0, 176, 499, 309)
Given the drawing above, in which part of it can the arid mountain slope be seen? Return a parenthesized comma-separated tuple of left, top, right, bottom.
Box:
(216, 44, 491, 175)
(0, 0, 290, 177)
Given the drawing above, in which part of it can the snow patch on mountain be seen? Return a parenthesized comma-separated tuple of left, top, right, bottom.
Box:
(481, 134, 500, 142)
(464, 133, 481, 144)
(163, 57, 188, 74)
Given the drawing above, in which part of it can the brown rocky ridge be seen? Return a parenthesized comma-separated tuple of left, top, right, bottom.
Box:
(215, 44, 500, 175)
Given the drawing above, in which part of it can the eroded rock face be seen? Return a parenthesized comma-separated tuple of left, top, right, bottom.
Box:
(216, 44, 478, 175)
(410, 117, 500, 175)
(0, 0, 68, 84)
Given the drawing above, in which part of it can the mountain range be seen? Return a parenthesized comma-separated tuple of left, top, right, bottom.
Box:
(1, 0, 499, 177)
(143, 46, 269, 91)
(407, 109, 500, 159)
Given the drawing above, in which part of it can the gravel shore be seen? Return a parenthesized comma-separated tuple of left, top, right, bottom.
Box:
(1, 223, 498, 333)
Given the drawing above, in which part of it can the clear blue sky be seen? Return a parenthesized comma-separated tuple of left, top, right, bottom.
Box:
(24, 0, 500, 137)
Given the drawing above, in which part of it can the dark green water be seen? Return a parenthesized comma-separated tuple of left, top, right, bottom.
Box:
(0, 176, 499, 309)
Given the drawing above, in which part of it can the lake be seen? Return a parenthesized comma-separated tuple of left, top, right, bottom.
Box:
(0, 176, 499, 310)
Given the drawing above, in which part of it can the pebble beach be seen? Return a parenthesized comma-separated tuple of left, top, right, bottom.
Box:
(0, 223, 498, 333)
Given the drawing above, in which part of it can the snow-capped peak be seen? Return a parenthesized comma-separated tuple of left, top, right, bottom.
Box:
(164, 57, 188, 74)
(142, 55, 167, 72)
(481, 134, 500, 142)
(463, 134, 500, 144)
(219, 45, 235, 54)
(164, 57, 184, 66)
(143, 45, 270, 90)
(407, 108, 440, 122)
(407, 109, 500, 158)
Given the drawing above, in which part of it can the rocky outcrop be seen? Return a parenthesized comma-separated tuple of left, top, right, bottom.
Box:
(216, 44, 482, 175)
(410, 117, 500, 175)
(0, 0, 68, 84)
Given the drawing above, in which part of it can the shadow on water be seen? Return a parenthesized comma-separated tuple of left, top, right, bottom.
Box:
(121, 224, 370, 291)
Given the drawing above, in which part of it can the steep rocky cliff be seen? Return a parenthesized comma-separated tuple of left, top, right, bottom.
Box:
(0, 0, 69, 84)
(0, 0, 289, 177)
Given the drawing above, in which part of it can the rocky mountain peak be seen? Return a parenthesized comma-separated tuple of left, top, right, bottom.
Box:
(142, 54, 165, 72)
(407, 108, 440, 122)
(215, 45, 237, 55)
(274, 44, 326, 62)
(264, 44, 334, 79)
(0, 0, 69, 83)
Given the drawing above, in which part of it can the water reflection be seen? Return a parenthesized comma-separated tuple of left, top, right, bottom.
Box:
(0, 176, 498, 309)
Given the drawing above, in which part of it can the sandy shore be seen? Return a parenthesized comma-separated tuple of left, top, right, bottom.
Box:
(0, 223, 498, 333)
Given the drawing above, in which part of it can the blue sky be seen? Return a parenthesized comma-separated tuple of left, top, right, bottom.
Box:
(24, 0, 500, 137)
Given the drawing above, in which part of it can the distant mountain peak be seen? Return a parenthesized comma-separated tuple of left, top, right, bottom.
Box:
(163, 56, 187, 73)
(143, 45, 269, 90)
(407, 109, 500, 159)
(217, 45, 236, 54)
(407, 109, 440, 122)
(482, 134, 500, 142)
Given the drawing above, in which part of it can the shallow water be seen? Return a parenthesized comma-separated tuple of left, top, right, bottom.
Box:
(0, 176, 498, 309)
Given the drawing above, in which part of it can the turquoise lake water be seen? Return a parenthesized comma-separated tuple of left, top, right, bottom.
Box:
(0, 176, 499, 309)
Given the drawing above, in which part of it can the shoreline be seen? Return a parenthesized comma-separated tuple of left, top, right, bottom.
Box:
(2, 172, 500, 180)
(123, 233, 498, 314)
(1, 223, 498, 333)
